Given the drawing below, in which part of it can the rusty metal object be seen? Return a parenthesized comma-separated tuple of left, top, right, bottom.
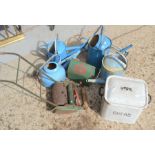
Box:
(51, 83, 68, 106)
(81, 87, 89, 110)
(67, 83, 75, 104)
(74, 87, 82, 106)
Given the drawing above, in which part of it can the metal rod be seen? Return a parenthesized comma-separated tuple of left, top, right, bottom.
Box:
(0, 80, 57, 107)
(86, 79, 105, 84)
(16, 56, 20, 83)
(13, 25, 18, 35)
(0, 52, 57, 83)
(40, 82, 42, 98)
(0, 60, 28, 74)
(0, 52, 59, 108)
(120, 44, 133, 53)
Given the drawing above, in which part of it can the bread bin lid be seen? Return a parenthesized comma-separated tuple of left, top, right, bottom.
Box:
(104, 75, 148, 108)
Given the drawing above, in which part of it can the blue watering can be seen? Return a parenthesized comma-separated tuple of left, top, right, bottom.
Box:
(47, 40, 65, 58)
(38, 36, 88, 88)
(46, 38, 88, 63)
(38, 57, 66, 88)
(40, 37, 87, 70)
(87, 26, 112, 69)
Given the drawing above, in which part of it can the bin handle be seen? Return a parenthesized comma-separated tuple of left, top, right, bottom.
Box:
(104, 55, 127, 70)
(99, 86, 105, 97)
(148, 94, 152, 104)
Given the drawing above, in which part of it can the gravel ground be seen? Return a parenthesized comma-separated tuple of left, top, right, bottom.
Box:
(0, 25, 155, 129)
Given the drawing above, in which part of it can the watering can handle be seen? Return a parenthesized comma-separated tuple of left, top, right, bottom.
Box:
(94, 25, 104, 35)
(104, 55, 127, 70)
(86, 25, 104, 48)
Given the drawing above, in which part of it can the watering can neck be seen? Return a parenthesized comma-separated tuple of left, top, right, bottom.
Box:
(55, 40, 66, 54)
(66, 44, 84, 51)
(43, 62, 60, 73)
(95, 34, 112, 50)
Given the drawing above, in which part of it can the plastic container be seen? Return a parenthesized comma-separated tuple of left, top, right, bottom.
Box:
(100, 75, 150, 124)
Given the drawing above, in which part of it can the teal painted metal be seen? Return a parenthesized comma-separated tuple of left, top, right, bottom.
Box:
(67, 59, 96, 82)
(87, 26, 112, 69)
(87, 34, 112, 69)
(86, 26, 133, 69)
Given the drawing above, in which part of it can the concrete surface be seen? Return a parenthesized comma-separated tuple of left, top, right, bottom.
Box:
(0, 25, 154, 129)
(0, 25, 98, 62)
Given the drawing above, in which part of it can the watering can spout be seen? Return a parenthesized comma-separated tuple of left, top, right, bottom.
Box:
(120, 44, 133, 56)
(46, 37, 89, 69)
(66, 41, 87, 51)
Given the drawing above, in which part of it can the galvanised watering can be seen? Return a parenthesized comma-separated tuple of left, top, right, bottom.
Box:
(86, 44, 133, 84)
(87, 26, 112, 69)
(112, 44, 133, 56)
(100, 47, 128, 81)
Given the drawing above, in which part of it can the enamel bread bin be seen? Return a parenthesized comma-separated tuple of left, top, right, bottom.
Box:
(100, 75, 150, 124)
